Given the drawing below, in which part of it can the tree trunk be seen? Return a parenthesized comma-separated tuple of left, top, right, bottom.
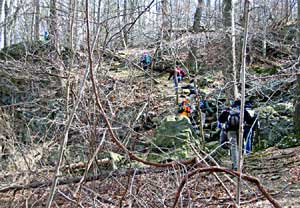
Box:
(237, 0, 250, 205)
(206, 0, 210, 26)
(231, 0, 238, 99)
(188, 0, 204, 72)
(222, 0, 235, 100)
(67, 0, 75, 50)
(123, 0, 128, 47)
(96, 0, 102, 49)
(49, 0, 58, 48)
(262, 0, 267, 58)
(117, 0, 122, 47)
(214, 0, 218, 28)
(34, 0, 40, 41)
(162, 0, 169, 41)
(158, 0, 169, 59)
(3, 0, 8, 48)
(0, 0, 3, 48)
(284, 0, 289, 21)
(223, 0, 231, 28)
(295, 0, 300, 139)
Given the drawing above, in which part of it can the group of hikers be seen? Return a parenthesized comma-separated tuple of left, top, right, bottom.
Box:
(140, 52, 259, 170)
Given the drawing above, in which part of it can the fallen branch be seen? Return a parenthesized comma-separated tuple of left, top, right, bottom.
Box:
(172, 166, 281, 208)
(0, 167, 167, 193)
(0, 158, 112, 181)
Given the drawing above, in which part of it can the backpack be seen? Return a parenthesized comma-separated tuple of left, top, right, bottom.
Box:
(145, 54, 151, 65)
(180, 68, 187, 77)
(178, 101, 191, 114)
(226, 107, 240, 130)
(142, 53, 151, 65)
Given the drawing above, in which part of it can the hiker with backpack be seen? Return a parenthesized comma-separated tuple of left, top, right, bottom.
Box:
(168, 64, 187, 91)
(218, 99, 254, 170)
(178, 97, 192, 117)
(181, 79, 197, 96)
(198, 99, 212, 127)
(178, 96, 200, 135)
(140, 52, 152, 70)
(181, 79, 197, 105)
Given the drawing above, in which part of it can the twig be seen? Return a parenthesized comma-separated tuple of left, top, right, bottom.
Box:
(57, 189, 84, 208)
(190, 145, 237, 207)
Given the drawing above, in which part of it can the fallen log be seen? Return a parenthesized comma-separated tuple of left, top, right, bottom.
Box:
(0, 158, 111, 182)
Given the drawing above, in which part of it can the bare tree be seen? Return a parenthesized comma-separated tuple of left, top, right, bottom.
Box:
(237, 0, 250, 205)
(49, 0, 58, 48)
(295, 0, 300, 139)
(188, 0, 204, 71)
(3, 0, 8, 47)
(34, 0, 40, 41)
(123, 0, 128, 47)
(159, 0, 169, 56)
(223, 0, 236, 100)
(66, 0, 76, 50)
(231, 0, 238, 99)
(285, 0, 289, 21)
(0, 0, 4, 46)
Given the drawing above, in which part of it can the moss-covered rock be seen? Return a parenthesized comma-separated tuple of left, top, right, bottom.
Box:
(147, 115, 199, 162)
(277, 135, 300, 149)
(273, 103, 293, 116)
(246, 101, 294, 151)
(0, 40, 50, 60)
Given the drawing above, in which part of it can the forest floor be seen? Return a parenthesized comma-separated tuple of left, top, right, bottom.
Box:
(0, 65, 299, 207)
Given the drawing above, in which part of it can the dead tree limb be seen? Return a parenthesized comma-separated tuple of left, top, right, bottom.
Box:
(0, 167, 166, 193)
(172, 166, 282, 208)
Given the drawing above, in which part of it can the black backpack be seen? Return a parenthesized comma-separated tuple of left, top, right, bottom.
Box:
(226, 107, 240, 130)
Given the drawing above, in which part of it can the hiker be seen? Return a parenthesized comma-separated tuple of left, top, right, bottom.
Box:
(168, 64, 187, 91)
(244, 101, 259, 154)
(140, 52, 152, 70)
(178, 97, 192, 118)
(218, 99, 254, 170)
(181, 79, 197, 105)
(198, 96, 214, 126)
(182, 79, 197, 96)
(178, 97, 200, 135)
(199, 97, 213, 115)
(44, 31, 49, 41)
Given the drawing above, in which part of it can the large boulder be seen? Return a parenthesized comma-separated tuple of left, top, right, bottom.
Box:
(147, 115, 199, 162)
(254, 104, 295, 150)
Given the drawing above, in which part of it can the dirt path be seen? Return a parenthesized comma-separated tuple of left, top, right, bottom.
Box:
(243, 147, 300, 207)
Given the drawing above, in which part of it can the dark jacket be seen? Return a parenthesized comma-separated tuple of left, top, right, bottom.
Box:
(218, 104, 254, 131)
(182, 80, 197, 95)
